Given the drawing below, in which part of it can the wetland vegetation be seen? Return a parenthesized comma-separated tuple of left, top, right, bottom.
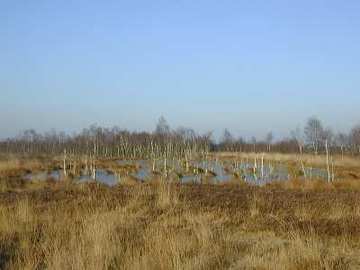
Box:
(1, 117, 360, 269)
(3, 1, 360, 268)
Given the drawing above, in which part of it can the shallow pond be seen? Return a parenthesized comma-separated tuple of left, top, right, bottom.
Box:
(24, 170, 62, 181)
(24, 169, 120, 186)
(77, 169, 120, 186)
(23, 159, 331, 187)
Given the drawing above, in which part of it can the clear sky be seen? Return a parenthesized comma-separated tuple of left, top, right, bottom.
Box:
(1, 0, 360, 139)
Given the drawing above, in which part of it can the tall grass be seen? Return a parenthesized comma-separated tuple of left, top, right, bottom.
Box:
(0, 182, 359, 269)
(0, 152, 360, 269)
(0, 158, 42, 176)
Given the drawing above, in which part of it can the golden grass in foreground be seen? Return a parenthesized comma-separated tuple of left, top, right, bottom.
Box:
(0, 179, 360, 269)
(0, 158, 43, 177)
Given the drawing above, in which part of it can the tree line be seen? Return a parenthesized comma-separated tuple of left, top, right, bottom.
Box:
(217, 116, 360, 156)
(1, 116, 360, 157)
(0, 117, 211, 160)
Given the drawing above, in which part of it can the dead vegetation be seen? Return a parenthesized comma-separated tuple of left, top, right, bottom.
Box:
(0, 177, 359, 269)
(214, 152, 360, 181)
(0, 154, 360, 269)
(214, 152, 360, 169)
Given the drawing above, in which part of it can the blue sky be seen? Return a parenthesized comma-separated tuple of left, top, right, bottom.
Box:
(1, 0, 360, 139)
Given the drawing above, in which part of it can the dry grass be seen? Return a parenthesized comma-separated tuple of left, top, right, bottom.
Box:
(0, 153, 360, 269)
(266, 178, 360, 192)
(0, 158, 43, 177)
(214, 152, 360, 183)
(0, 180, 359, 270)
(214, 152, 360, 168)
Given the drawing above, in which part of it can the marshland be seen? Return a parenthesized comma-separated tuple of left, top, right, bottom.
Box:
(2, 1, 360, 269)
(1, 117, 360, 269)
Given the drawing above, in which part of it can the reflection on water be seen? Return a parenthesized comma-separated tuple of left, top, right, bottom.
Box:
(181, 175, 202, 184)
(77, 169, 120, 186)
(115, 159, 331, 185)
(24, 169, 120, 186)
(117, 160, 152, 181)
(304, 167, 328, 179)
(23, 159, 331, 187)
(24, 170, 62, 181)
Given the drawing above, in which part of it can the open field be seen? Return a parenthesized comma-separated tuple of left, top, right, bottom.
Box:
(1, 180, 360, 269)
(0, 153, 360, 269)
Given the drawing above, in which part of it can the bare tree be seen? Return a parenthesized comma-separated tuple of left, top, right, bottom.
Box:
(222, 129, 234, 144)
(291, 127, 307, 178)
(322, 127, 334, 145)
(155, 116, 171, 135)
(350, 125, 360, 154)
(265, 131, 273, 152)
(221, 129, 234, 151)
(335, 132, 350, 159)
(304, 117, 324, 154)
(251, 136, 257, 153)
(176, 127, 196, 141)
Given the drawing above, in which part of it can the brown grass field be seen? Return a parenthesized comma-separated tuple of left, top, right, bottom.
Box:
(0, 155, 360, 269)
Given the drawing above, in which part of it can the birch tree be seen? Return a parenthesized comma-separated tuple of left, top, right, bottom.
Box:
(304, 117, 324, 154)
